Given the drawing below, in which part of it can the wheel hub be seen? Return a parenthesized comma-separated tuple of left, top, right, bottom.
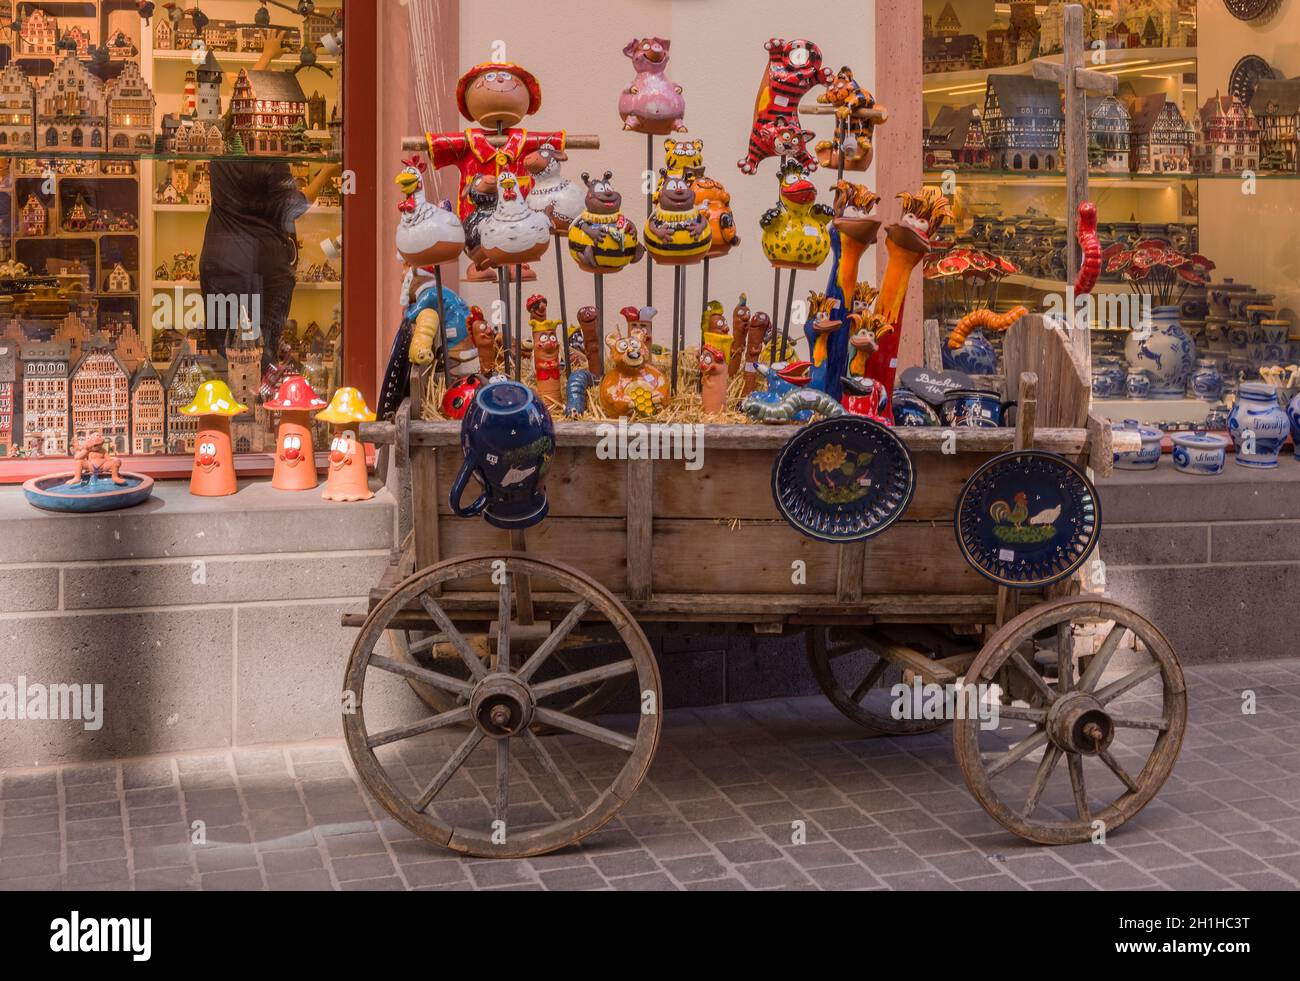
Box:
(1046, 690, 1113, 755)
(470, 672, 534, 738)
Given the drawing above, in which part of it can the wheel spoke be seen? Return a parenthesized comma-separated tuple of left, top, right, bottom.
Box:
(522, 728, 583, 818)
(530, 659, 637, 700)
(1067, 752, 1090, 822)
(368, 654, 475, 696)
(826, 639, 861, 660)
(407, 633, 442, 655)
(849, 657, 890, 704)
(1010, 651, 1057, 704)
(1109, 714, 1170, 731)
(1095, 662, 1162, 705)
(997, 705, 1047, 724)
(533, 706, 636, 752)
(495, 738, 511, 821)
(496, 569, 512, 673)
(516, 600, 592, 683)
(1022, 745, 1062, 818)
(1099, 747, 1141, 793)
(1056, 622, 1073, 694)
(986, 729, 1048, 777)
(367, 706, 471, 749)
(414, 728, 484, 812)
(416, 594, 487, 680)
(1078, 622, 1127, 693)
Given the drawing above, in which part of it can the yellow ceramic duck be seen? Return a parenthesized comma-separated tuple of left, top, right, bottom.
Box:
(760, 159, 833, 270)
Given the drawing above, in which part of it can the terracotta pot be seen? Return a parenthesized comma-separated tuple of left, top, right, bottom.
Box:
(272, 412, 318, 491)
(190, 417, 238, 497)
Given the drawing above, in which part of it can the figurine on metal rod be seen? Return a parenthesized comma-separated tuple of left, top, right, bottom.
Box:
(644, 170, 711, 394)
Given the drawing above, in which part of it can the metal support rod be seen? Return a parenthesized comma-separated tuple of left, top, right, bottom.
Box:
(679, 263, 688, 354)
(669, 266, 681, 395)
(645, 134, 654, 308)
(769, 267, 781, 365)
(514, 264, 524, 381)
(497, 266, 512, 376)
(778, 269, 797, 363)
(554, 235, 571, 371)
(701, 256, 710, 321)
(433, 265, 450, 389)
(594, 274, 606, 375)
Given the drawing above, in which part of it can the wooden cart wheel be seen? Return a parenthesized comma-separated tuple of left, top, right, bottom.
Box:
(345, 552, 661, 858)
(954, 597, 1186, 845)
(806, 626, 951, 735)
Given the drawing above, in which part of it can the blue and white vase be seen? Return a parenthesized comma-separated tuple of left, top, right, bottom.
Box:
(1227, 382, 1290, 469)
(1112, 419, 1163, 470)
(1172, 431, 1227, 476)
(1125, 370, 1152, 399)
(942, 324, 999, 376)
(1189, 359, 1223, 402)
(1124, 304, 1196, 399)
(1287, 390, 1300, 461)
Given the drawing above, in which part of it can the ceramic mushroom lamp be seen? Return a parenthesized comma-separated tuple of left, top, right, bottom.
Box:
(181, 379, 249, 497)
(316, 387, 378, 502)
(266, 374, 327, 491)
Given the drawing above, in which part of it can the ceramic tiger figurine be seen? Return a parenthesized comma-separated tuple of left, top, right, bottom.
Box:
(738, 38, 833, 175)
(653, 137, 705, 202)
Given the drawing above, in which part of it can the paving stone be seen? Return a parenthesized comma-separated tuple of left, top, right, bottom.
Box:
(590, 849, 660, 878)
(538, 866, 608, 890)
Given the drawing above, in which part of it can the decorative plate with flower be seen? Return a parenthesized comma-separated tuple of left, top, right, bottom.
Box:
(771, 417, 915, 543)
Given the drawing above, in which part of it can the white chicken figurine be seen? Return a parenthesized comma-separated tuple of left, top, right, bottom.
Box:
(525, 142, 586, 233)
(476, 171, 552, 268)
(394, 156, 465, 267)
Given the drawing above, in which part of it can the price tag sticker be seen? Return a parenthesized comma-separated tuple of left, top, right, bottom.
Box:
(998, 548, 1016, 563)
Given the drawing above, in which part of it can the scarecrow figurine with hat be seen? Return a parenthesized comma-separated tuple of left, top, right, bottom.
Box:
(316, 387, 378, 503)
(182, 379, 248, 497)
(266, 374, 327, 492)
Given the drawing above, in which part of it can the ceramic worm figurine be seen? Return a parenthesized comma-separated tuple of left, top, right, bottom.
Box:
(1075, 201, 1102, 296)
(566, 369, 595, 417)
(947, 306, 1029, 351)
(742, 388, 845, 424)
(738, 38, 833, 175)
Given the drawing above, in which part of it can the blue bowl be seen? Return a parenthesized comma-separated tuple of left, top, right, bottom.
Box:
(24, 473, 156, 513)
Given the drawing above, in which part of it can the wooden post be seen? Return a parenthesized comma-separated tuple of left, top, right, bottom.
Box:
(626, 457, 653, 602)
(995, 370, 1039, 627)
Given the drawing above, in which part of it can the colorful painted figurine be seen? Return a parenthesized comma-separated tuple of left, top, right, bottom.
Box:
(741, 115, 816, 176)
(524, 142, 586, 232)
(761, 159, 833, 269)
(644, 171, 711, 264)
(266, 374, 327, 492)
(599, 331, 670, 417)
(565, 369, 595, 417)
(699, 344, 729, 416)
(316, 387, 378, 503)
(661, 138, 705, 186)
(577, 305, 603, 374)
(741, 311, 772, 395)
(467, 305, 499, 374)
(738, 38, 833, 174)
(728, 295, 752, 376)
(532, 318, 565, 407)
(815, 67, 881, 171)
(67, 432, 127, 486)
(567, 171, 644, 273)
(475, 170, 552, 268)
(394, 156, 465, 266)
(442, 375, 484, 420)
(694, 173, 740, 258)
(461, 173, 498, 275)
(181, 379, 248, 497)
(621, 305, 658, 348)
(618, 37, 686, 135)
(805, 292, 845, 394)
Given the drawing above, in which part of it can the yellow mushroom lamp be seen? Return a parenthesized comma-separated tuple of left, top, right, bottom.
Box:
(181, 379, 249, 498)
(316, 387, 378, 502)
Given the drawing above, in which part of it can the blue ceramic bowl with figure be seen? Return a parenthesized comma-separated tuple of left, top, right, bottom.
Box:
(940, 389, 1016, 429)
(1171, 431, 1227, 476)
(450, 379, 556, 530)
(1111, 419, 1163, 470)
(24, 472, 155, 513)
(1228, 382, 1289, 469)
(941, 328, 999, 376)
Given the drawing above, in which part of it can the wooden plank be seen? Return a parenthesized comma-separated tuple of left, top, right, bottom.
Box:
(836, 541, 866, 602)
(439, 517, 628, 593)
(626, 457, 653, 602)
(923, 318, 944, 371)
(862, 630, 957, 685)
(435, 445, 625, 518)
(1087, 411, 1114, 478)
(412, 445, 441, 591)
(510, 529, 534, 626)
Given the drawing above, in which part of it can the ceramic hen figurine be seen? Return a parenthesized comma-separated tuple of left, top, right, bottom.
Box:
(599, 330, 670, 417)
(394, 156, 465, 266)
(761, 159, 833, 270)
(477, 171, 552, 268)
(525, 142, 586, 232)
(644, 171, 711, 265)
(567, 171, 644, 274)
(619, 37, 686, 135)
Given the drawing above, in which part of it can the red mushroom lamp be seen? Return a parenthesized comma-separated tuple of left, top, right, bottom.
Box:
(181, 379, 249, 497)
(316, 387, 378, 502)
(266, 374, 327, 491)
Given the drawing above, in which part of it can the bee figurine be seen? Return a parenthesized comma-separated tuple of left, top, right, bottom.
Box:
(567, 171, 644, 274)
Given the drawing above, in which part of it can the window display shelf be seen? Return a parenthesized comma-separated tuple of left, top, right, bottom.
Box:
(151, 49, 339, 68)
(5, 152, 342, 164)
(924, 47, 1196, 88)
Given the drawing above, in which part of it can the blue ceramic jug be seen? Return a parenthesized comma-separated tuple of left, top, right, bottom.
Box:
(940, 389, 1017, 429)
(450, 380, 556, 529)
(1228, 382, 1289, 469)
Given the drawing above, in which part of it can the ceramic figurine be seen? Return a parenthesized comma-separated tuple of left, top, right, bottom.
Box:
(1228, 382, 1290, 468)
(67, 432, 128, 487)
(443, 375, 484, 420)
(741, 312, 772, 396)
(181, 380, 248, 497)
(266, 374, 327, 491)
(467, 305, 499, 374)
(598, 331, 669, 417)
(577, 306, 604, 375)
(620, 305, 658, 349)
(742, 387, 844, 423)
(644, 171, 711, 264)
(618, 37, 686, 135)
(805, 292, 845, 395)
(846, 308, 888, 382)
(694, 172, 739, 258)
(814, 66, 880, 171)
(524, 142, 586, 232)
(1074, 202, 1102, 295)
(394, 156, 465, 266)
(567, 171, 644, 273)
(532, 318, 564, 407)
(839, 376, 891, 423)
(462, 174, 498, 268)
(741, 116, 817, 177)
(566, 370, 595, 417)
(475, 171, 552, 268)
(728, 295, 752, 376)
(760, 160, 833, 270)
(1172, 431, 1227, 476)
(660, 138, 705, 185)
(947, 307, 1027, 354)
(738, 38, 832, 174)
(316, 387, 378, 503)
(744, 360, 813, 420)
(699, 343, 730, 416)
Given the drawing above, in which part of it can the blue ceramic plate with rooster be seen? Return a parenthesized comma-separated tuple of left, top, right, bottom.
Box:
(955, 450, 1100, 589)
(771, 417, 916, 543)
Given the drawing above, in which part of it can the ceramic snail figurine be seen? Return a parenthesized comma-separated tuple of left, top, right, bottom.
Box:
(598, 330, 670, 417)
(524, 142, 586, 233)
(761, 159, 833, 269)
(644, 170, 711, 264)
(567, 171, 644, 273)
(618, 37, 686, 135)
(805, 291, 846, 394)
(394, 156, 465, 266)
(467, 305, 499, 374)
(476, 170, 552, 268)
(182, 379, 248, 497)
(316, 388, 378, 503)
(266, 374, 327, 492)
(815, 67, 879, 171)
(738, 38, 833, 174)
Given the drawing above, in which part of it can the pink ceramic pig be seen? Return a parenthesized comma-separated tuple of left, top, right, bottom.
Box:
(619, 37, 686, 135)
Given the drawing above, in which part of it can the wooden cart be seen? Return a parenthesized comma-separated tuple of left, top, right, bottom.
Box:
(344, 318, 1185, 857)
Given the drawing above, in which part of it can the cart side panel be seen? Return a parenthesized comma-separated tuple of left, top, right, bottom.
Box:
(439, 516, 629, 592)
(437, 446, 627, 518)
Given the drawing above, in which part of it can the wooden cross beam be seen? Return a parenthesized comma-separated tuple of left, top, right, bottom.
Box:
(1030, 2, 1117, 288)
(402, 134, 600, 151)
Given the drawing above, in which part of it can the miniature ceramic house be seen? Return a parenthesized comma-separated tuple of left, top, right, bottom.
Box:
(64, 194, 92, 232)
(69, 342, 131, 453)
(164, 340, 214, 454)
(1007, 1, 1041, 64)
(195, 50, 224, 123)
(21, 341, 70, 457)
(106, 61, 157, 153)
(157, 179, 181, 204)
(1250, 78, 1300, 174)
(104, 262, 133, 293)
(191, 173, 212, 207)
(983, 74, 1063, 171)
(130, 362, 165, 455)
(1129, 93, 1194, 174)
(0, 345, 16, 457)
(154, 16, 175, 50)
(105, 28, 139, 60)
(229, 69, 309, 155)
(924, 105, 989, 169)
(20, 194, 47, 236)
(1193, 95, 1259, 174)
(61, 25, 91, 57)
(37, 52, 106, 152)
(19, 8, 58, 57)
(0, 63, 36, 150)
(112, 324, 148, 371)
(1087, 95, 1132, 173)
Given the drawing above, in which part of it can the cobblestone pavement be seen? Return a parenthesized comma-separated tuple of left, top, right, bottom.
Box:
(3, 658, 1300, 891)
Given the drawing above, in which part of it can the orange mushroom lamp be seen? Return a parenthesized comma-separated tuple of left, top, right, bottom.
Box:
(316, 387, 378, 502)
(181, 379, 249, 497)
(266, 374, 327, 491)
